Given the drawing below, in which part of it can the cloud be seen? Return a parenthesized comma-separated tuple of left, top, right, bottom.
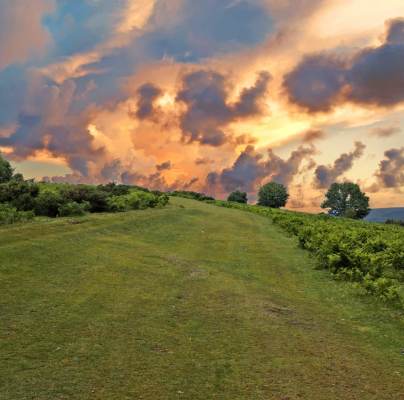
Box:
(0, 0, 54, 70)
(140, 0, 273, 62)
(100, 159, 123, 181)
(370, 125, 401, 137)
(314, 141, 366, 188)
(268, 145, 316, 185)
(302, 129, 326, 142)
(176, 70, 270, 146)
(283, 54, 346, 113)
(207, 144, 315, 193)
(135, 82, 162, 120)
(385, 17, 404, 44)
(283, 18, 404, 112)
(156, 160, 172, 171)
(375, 147, 404, 188)
(195, 157, 214, 165)
(0, 76, 105, 176)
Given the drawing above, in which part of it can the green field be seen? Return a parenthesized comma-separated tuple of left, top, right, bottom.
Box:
(1, 197, 403, 399)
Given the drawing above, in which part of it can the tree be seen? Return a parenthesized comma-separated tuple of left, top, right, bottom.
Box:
(227, 190, 248, 204)
(258, 182, 289, 208)
(0, 154, 13, 183)
(321, 182, 370, 219)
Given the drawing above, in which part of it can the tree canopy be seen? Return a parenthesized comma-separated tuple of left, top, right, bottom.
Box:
(257, 182, 289, 208)
(227, 190, 248, 204)
(321, 182, 370, 219)
(0, 154, 13, 183)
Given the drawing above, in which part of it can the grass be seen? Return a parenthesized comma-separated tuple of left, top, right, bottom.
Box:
(0, 197, 403, 399)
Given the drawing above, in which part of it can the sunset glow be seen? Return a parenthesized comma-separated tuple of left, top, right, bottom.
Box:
(0, 0, 403, 209)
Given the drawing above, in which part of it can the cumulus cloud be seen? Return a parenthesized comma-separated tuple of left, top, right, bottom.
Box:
(314, 141, 366, 188)
(207, 144, 315, 193)
(283, 18, 404, 112)
(135, 83, 162, 120)
(176, 70, 271, 146)
(283, 54, 346, 113)
(374, 147, 404, 188)
(0, 75, 105, 176)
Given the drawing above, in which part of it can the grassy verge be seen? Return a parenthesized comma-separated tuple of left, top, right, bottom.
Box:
(1, 198, 403, 399)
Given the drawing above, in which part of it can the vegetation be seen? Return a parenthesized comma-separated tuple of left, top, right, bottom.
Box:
(386, 219, 404, 227)
(212, 200, 404, 303)
(0, 154, 168, 222)
(227, 190, 248, 203)
(169, 190, 214, 201)
(0, 153, 13, 183)
(0, 203, 34, 225)
(321, 182, 370, 219)
(1, 197, 403, 399)
(258, 182, 289, 208)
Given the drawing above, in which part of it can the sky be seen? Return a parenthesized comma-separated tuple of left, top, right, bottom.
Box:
(0, 0, 403, 210)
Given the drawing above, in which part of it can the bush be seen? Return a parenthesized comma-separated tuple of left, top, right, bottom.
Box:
(0, 179, 39, 210)
(58, 201, 89, 217)
(106, 190, 169, 212)
(258, 182, 289, 208)
(34, 190, 64, 217)
(98, 183, 131, 196)
(169, 191, 214, 201)
(227, 190, 247, 204)
(0, 204, 34, 225)
(60, 185, 110, 212)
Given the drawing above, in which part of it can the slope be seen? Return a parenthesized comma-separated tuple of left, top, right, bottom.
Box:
(0, 197, 403, 399)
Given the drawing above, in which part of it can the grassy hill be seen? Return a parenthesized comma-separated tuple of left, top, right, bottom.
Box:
(1, 197, 403, 399)
(365, 207, 404, 222)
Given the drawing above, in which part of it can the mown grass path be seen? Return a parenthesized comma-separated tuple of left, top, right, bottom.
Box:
(1, 198, 403, 399)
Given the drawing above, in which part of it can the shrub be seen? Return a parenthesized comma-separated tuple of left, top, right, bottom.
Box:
(0, 204, 34, 225)
(61, 185, 110, 212)
(58, 201, 89, 217)
(0, 179, 39, 210)
(107, 195, 130, 212)
(107, 190, 168, 212)
(258, 182, 289, 208)
(98, 183, 131, 196)
(170, 191, 214, 201)
(227, 190, 248, 204)
(34, 190, 64, 217)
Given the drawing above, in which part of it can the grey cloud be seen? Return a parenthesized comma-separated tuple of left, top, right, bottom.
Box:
(302, 129, 326, 142)
(314, 141, 365, 188)
(207, 144, 314, 193)
(135, 83, 162, 120)
(176, 70, 270, 146)
(386, 18, 404, 45)
(283, 54, 346, 113)
(0, 77, 105, 176)
(284, 18, 404, 111)
(375, 147, 404, 188)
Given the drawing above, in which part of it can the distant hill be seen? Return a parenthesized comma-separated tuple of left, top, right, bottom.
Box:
(365, 207, 404, 222)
